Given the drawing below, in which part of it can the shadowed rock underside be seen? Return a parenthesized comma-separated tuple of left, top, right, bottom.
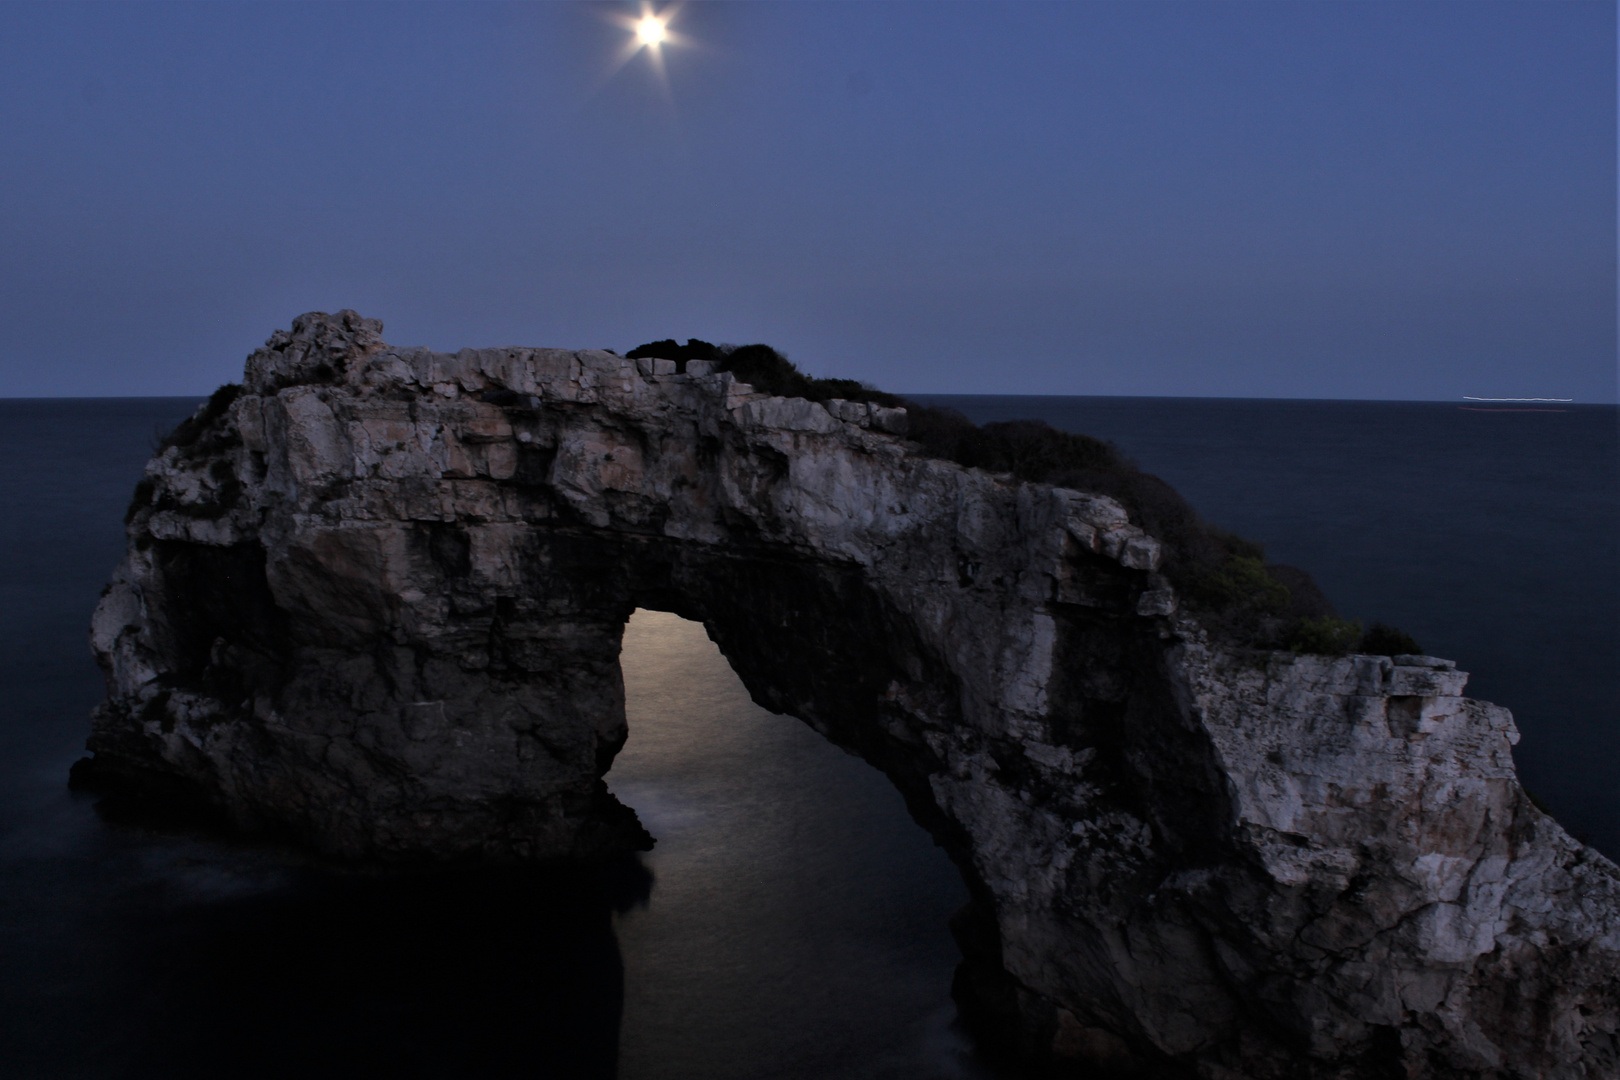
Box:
(82, 312, 1620, 1078)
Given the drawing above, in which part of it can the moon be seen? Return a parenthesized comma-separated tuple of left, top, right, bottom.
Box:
(636, 16, 666, 46)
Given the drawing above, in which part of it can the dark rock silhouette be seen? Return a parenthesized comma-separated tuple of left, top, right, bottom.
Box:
(80, 311, 1620, 1078)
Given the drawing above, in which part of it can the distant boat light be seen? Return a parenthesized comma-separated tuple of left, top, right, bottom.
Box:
(1463, 396, 1573, 403)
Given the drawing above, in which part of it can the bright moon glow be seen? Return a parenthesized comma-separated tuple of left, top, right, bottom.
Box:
(636, 16, 666, 46)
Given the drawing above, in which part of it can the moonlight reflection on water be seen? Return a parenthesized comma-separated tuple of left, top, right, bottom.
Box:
(608, 609, 985, 1080)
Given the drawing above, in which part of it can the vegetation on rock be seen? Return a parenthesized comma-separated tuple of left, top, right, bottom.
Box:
(628, 338, 903, 408)
(132, 383, 246, 526)
(1358, 622, 1423, 657)
(628, 338, 1421, 655)
(1283, 616, 1366, 656)
(156, 383, 242, 452)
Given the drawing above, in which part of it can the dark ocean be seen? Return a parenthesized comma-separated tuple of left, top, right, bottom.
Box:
(1, 395, 1614, 1079)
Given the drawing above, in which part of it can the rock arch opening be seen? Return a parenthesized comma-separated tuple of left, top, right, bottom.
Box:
(607, 608, 974, 1077)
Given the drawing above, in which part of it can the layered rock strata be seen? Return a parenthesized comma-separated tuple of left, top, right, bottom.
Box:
(83, 312, 1620, 1078)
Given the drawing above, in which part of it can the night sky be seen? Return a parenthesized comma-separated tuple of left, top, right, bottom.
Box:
(2, 1, 1613, 401)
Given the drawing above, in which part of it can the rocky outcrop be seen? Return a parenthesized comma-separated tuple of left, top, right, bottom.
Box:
(82, 312, 1620, 1078)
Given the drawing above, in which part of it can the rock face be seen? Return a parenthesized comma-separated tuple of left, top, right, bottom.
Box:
(84, 312, 1620, 1078)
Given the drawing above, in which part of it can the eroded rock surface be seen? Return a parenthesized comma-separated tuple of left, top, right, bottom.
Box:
(83, 312, 1620, 1078)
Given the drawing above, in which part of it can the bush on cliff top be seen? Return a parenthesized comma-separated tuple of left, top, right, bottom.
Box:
(130, 383, 245, 526)
(811, 389, 1312, 642)
(1284, 617, 1365, 656)
(624, 339, 714, 372)
(626, 339, 903, 408)
(1278, 618, 1422, 658)
(155, 383, 242, 453)
(628, 337, 1420, 654)
(1359, 622, 1423, 657)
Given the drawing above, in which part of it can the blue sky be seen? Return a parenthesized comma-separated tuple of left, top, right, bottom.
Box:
(1, 1, 1613, 400)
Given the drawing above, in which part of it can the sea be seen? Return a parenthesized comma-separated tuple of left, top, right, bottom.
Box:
(1, 395, 1614, 1079)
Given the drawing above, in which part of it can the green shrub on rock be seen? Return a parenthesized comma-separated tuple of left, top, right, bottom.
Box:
(624, 338, 720, 374)
(158, 383, 242, 452)
(1285, 617, 1365, 656)
(626, 336, 1425, 654)
(1359, 622, 1423, 657)
(625, 339, 902, 407)
(1188, 554, 1290, 615)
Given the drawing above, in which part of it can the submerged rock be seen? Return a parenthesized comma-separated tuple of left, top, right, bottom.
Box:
(82, 311, 1620, 1078)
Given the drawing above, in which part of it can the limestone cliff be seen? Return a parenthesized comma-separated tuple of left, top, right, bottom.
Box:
(82, 312, 1620, 1078)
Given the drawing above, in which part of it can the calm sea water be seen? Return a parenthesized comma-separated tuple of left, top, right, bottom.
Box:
(0, 395, 1614, 1078)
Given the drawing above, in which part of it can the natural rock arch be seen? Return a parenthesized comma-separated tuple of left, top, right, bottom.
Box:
(82, 312, 1620, 1078)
